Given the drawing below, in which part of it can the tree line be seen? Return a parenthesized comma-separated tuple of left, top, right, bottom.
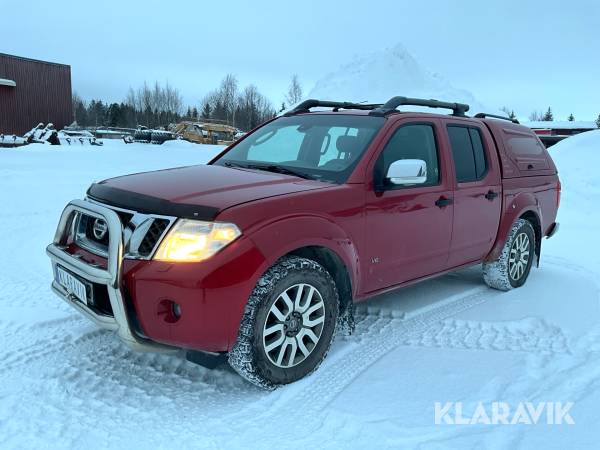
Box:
(72, 75, 304, 132)
(502, 106, 600, 125)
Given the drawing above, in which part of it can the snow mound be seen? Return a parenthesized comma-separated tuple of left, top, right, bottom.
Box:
(308, 44, 490, 114)
(549, 130, 600, 210)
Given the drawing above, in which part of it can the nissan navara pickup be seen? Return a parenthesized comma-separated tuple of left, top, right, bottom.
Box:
(47, 96, 560, 388)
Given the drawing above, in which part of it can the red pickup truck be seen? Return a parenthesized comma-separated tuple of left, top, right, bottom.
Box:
(47, 96, 560, 388)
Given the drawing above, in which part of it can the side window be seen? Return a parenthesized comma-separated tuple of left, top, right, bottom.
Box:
(447, 126, 488, 183)
(377, 124, 440, 188)
(469, 128, 487, 179)
(505, 134, 545, 156)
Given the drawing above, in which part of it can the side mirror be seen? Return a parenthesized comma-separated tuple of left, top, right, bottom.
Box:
(386, 159, 427, 185)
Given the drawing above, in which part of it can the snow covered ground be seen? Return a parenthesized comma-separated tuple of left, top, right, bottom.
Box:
(1, 133, 599, 449)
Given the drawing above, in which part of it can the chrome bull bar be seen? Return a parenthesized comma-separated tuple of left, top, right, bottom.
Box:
(46, 199, 176, 353)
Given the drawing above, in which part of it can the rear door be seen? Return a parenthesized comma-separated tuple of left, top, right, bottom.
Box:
(444, 122, 502, 267)
(363, 119, 454, 292)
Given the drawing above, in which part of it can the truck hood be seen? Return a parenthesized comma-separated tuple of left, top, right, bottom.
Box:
(87, 164, 330, 220)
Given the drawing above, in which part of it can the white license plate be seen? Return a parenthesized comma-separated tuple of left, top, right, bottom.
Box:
(56, 266, 88, 305)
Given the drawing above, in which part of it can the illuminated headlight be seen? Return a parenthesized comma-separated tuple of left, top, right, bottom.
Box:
(153, 219, 241, 262)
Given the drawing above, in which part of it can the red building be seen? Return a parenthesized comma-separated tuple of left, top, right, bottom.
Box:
(523, 120, 598, 147)
(0, 53, 72, 135)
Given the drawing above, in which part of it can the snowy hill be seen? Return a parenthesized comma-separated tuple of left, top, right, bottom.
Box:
(548, 130, 600, 216)
(308, 44, 491, 114)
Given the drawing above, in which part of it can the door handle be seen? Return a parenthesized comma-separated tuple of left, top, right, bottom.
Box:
(435, 196, 453, 208)
(485, 190, 499, 201)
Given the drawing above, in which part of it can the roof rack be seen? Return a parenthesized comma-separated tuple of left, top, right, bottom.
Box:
(284, 96, 470, 117)
(473, 113, 519, 124)
(369, 96, 469, 117)
(284, 99, 382, 116)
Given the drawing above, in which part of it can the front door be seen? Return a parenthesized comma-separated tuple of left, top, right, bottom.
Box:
(364, 120, 454, 293)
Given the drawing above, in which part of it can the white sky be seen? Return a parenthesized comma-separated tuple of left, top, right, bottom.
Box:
(1, 0, 599, 120)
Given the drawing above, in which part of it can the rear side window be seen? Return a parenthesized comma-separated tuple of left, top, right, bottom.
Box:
(447, 126, 488, 183)
(506, 135, 545, 156)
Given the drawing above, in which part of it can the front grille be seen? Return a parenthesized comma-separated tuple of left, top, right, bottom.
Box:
(74, 213, 110, 256)
(72, 203, 174, 260)
(137, 219, 170, 257)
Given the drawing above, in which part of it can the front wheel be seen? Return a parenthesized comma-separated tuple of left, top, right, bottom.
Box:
(228, 256, 339, 389)
(483, 218, 536, 291)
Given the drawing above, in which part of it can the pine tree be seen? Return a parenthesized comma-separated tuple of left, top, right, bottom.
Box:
(542, 107, 554, 121)
(192, 107, 198, 120)
(596, 114, 600, 128)
(280, 102, 286, 112)
(568, 113, 575, 121)
(201, 102, 211, 119)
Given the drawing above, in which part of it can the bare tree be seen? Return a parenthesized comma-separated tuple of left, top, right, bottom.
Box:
(285, 74, 303, 106)
(500, 106, 516, 120)
(529, 110, 543, 121)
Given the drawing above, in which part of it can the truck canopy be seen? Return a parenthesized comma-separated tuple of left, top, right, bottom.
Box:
(481, 119, 557, 178)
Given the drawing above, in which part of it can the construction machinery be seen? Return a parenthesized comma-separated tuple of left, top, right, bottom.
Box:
(172, 120, 237, 145)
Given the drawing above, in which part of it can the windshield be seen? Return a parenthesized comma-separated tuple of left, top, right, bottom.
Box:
(211, 114, 384, 183)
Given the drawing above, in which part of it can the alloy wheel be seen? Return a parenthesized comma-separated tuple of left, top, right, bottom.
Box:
(262, 283, 325, 368)
(509, 232, 530, 281)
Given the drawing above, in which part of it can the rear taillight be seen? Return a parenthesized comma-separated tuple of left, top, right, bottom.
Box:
(556, 179, 561, 209)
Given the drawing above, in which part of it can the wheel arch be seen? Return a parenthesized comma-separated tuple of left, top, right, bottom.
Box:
(486, 192, 542, 263)
(285, 245, 353, 315)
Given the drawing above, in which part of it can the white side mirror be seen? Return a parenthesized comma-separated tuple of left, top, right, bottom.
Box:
(386, 159, 427, 185)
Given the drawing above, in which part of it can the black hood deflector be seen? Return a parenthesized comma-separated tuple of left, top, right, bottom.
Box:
(87, 183, 220, 220)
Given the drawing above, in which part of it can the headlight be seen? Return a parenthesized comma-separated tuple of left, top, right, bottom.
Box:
(153, 219, 241, 262)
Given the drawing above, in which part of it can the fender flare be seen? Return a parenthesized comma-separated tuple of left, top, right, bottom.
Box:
(486, 192, 542, 262)
(247, 214, 360, 297)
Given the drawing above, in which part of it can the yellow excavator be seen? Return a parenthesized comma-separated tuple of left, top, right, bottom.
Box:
(173, 120, 237, 145)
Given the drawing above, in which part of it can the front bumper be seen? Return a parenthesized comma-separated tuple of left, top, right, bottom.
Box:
(46, 199, 176, 353)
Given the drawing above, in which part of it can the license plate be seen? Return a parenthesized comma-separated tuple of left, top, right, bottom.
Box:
(56, 266, 89, 305)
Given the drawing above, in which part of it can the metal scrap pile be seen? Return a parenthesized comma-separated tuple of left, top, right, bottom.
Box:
(0, 123, 103, 148)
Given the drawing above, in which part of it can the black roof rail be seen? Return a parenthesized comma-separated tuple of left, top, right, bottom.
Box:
(370, 96, 470, 117)
(284, 99, 382, 116)
(473, 113, 519, 124)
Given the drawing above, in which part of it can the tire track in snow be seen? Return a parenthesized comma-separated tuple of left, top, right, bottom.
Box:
(292, 258, 582, 413)
(223, 286, 492, 440)
(400, 317, 570, 354)
(0, 327, 106, 375)
(225, 267, 577, 444)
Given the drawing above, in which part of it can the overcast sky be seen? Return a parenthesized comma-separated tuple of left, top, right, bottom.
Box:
(2, 0, 599, 120)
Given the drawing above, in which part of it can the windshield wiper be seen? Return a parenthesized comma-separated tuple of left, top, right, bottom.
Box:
(245, 164, 315, 180)
(222, 161, 315, 180)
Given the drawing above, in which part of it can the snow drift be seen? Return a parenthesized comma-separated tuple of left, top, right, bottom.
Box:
(308, 44, 490, 113)
(548, 130, 600, 216)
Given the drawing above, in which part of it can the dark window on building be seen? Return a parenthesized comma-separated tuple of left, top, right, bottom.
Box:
(376, 123, 440, 188)
(447, 126, 488, 183)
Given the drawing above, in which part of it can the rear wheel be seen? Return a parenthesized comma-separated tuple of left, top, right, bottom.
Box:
(228, 256, 339, 389)
(483, 219, 536, 291)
